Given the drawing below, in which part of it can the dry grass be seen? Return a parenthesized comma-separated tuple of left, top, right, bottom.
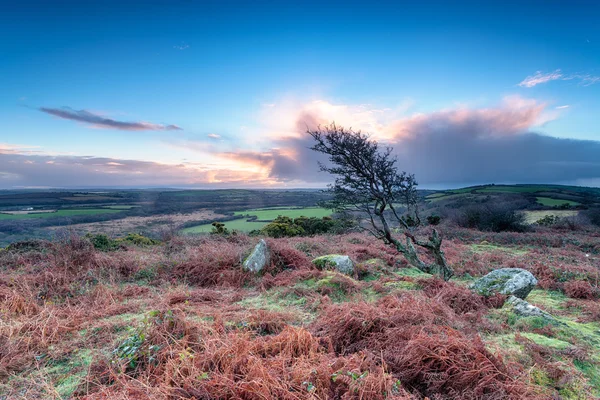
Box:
(1, 229, 599, 399)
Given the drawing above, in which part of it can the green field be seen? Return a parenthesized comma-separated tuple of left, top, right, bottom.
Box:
(476, 185, 552, 193)
(535, 197, 580, 207)
(182, 207, 332, 234)
(0, 209, 122, 220)
(522, 210, 579, 224)
(103, 205, 140, 209)
(233, 207, 331, 220)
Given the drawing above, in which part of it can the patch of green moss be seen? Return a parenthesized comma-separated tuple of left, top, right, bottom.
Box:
(44, 349, 93, 398)
(527, 289, 569, 313)
(469, 243, 528, 256)
(384, 280, 419, 290)
(394, 267, 432, 279)
(573, 360, 600, 397)
(520, 332, 571, 349)
(236, 290, 314, 322)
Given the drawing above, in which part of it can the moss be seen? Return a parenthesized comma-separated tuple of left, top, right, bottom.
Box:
(530, 367, 552, 386)
(385, 280, 419, 290)
(236, 290, 314, 322)
(469, 243, 529, 256)
(394, 267, 432, 278)
(573, 360, 600, 397)
(527, 289, 569, 313)
(519, 332, 571, 350)
(513, 316, 554, 331)
(43, 349, 93, 398)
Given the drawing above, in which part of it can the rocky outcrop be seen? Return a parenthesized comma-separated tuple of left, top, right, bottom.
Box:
(312, 254, 355, 275)
(470, 268, 537, 299)
(243, 239, 270, 273)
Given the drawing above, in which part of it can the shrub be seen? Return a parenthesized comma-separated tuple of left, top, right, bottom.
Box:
(563, 280, 596, 299)
(261, 216, 337, 238)
(120, 233, 159, 246)
(86, 234, 122, 251)
(427, 214, 441, 225)
(455, 204, 527, 232)
(536, 215, 560, 227)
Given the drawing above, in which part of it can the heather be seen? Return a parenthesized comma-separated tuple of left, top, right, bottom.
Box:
(0, 225, 599, 400)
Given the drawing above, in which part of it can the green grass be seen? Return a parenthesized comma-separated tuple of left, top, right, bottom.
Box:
(535, 197, 581, 207)
(182, 207, 332, 233)
(425, 193, 471, 202)
(476, 185, 552, 193)
(0, 208, 122, 220)
(522, 210, 579, 224)
(233, 207, 331, 220)
(469, 243, 529, 256)
(182, 218, 269, 233)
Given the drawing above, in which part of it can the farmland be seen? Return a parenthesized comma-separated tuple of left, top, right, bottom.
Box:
(536, 197, 581, 207)
(0, 208, 123, 220)
(181, 206, 332, 233)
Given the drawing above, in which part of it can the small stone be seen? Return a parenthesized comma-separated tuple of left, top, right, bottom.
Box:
(504, 295, 558, 323)
(312, 254, 355, 275)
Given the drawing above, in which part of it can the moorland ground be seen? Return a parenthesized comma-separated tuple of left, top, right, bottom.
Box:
(2, 184, 600, 399)
(1, 226, 600, 399)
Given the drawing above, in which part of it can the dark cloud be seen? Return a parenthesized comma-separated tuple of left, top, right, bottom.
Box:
(39, 107, 182, 131)
(220, 101, 600, 188)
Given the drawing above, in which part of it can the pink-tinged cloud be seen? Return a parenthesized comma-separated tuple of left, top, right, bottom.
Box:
(519, 70, 563, 87)
(216, 96, 600, 186)
(39, 107, 183, 131)
(0, 146, 278, 188)
(519, 70, 600, 88)
(389, 96, 546, 140)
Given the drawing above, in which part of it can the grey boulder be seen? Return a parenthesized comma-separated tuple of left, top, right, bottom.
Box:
(243, 239, 270, 273)
(470, 268, 537, 299)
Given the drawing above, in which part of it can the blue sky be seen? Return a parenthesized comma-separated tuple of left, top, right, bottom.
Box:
(1, 0, 599, 188)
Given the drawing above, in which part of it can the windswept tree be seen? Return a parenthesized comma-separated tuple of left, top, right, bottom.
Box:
(309, 123, 454, 280)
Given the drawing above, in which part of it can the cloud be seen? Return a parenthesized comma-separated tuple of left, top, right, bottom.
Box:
(519, 70, 600, 88)
(555, 105, 570, 109)
(207, 133, 221, 139)
(174, 43, 190, 50)
(39, 107, 182, 131)
(215, 96, 600, 187)
(519, 70, 563, 88)
(0, 146, 279, 188)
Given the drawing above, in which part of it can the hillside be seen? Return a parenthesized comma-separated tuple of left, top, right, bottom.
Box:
(1, 225, 600, 399)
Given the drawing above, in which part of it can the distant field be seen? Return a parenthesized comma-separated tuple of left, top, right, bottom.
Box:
(522, 210, 579, 224)
(0, 209, 122, 220)
(476, 186, 552, 193)
(535, 197, 580, 207)
(182, 207, 332, 234)
(426, 193, 471, 202)
(103, 205, 140, 209)
(233, 207, 331, 220)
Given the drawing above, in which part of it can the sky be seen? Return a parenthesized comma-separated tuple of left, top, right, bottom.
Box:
(1, 0, 599, 189)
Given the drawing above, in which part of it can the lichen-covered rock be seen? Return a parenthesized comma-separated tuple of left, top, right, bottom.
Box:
(243, 239, 270, 273)
(312, 254, 355, 275)
(504, 295, 557, 323)
(470, 268, 537, 299)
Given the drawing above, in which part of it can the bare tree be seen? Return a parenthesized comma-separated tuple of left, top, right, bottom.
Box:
(309, 123, 453, 280)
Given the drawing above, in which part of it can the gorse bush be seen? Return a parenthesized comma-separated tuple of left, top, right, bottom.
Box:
(86, 233, 158, 251)
(454, 204, 527, 232)
(260, 215, 336, 238)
